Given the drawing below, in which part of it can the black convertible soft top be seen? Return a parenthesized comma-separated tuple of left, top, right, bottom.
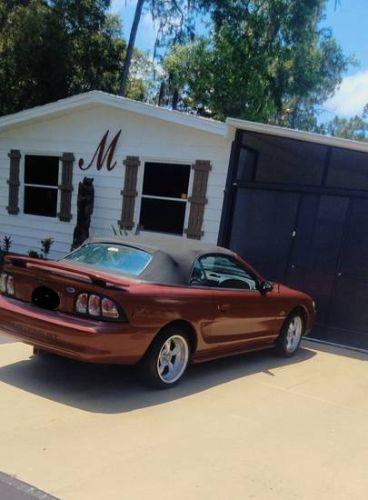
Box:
(83, 236, 237, 285)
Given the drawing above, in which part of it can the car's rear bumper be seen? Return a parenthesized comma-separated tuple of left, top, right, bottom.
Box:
(0, 295, 154, 364)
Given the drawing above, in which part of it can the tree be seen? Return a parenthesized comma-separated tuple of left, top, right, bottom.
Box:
(126, 49, 155, 101)
(119, 0, 198, 97)
(120, 0, 145, 96)
(325, 105, 368, 142)
(0, 0, 69, 115)
(162, 39, 211, 111)
(161, 0, 349, 129)
(0, 0, 149, 115)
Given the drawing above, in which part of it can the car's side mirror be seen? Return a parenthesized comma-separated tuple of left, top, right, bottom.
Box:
(259, 280, 274, 293)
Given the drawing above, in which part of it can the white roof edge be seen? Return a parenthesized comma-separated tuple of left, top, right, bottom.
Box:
(227, 117, 368, 154)
(0, 92, 95, 130)
(94, 92, 228, 136)
(1, 92, 367, 151)
(0, 90, 228, 137)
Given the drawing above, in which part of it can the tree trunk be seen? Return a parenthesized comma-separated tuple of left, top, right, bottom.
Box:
(119, 0, 145, 97)
(157, 81, 165, 106)
(172, 89, 179, 110)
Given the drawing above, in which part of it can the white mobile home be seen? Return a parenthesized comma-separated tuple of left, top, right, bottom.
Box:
(2, 91, 368, 343)
(0, 91, 232, 259)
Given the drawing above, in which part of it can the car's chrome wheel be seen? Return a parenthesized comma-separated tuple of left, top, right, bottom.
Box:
(157, 335, 189, 384)
(285, 316, 303, 353)
(140, 329, 191, 389)
(276, 312, 305, 357)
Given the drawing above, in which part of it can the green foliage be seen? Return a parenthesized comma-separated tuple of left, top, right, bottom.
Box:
(161, 0, 349, 129)
(148, 0, 198, 49)
(325, 105, 368, 142)
(126, 51, 155, 101)
(120, 0, 199, 96)
(0, 0, 150, 115)
(28, 250, 42, 259)
(0, 0, 357, 140)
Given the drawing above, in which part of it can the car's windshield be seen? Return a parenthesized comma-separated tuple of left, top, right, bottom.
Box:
(62, 243, 152, 277)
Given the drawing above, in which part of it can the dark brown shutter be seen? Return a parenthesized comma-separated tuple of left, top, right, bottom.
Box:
(185, 160, 212, 240)
(119, 156, 140, 230)
(58, 152, 74, 222)
(7, 150, 21, 215)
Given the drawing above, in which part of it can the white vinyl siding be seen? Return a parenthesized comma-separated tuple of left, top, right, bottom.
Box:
(0, 105, 231, 259)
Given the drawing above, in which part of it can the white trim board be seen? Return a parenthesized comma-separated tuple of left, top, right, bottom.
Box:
(0, 91, 227, 137)
(227, 117, 368, 154)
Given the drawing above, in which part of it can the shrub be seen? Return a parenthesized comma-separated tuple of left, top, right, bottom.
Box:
(28, 250, 41, 259)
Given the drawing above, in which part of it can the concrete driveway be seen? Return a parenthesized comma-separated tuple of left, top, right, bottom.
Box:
(0, 335, 367, 500)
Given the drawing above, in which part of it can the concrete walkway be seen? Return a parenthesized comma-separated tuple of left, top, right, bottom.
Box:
(0, 337, 367, 499)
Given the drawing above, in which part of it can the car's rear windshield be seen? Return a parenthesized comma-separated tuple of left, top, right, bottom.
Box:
(62, 243, 152, 277)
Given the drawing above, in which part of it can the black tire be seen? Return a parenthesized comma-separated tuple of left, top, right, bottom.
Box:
(32, 346, 47, 357)
(32, 347, 55, 359)
(139, 327, 191, 389)
(275, 312, 305, 357)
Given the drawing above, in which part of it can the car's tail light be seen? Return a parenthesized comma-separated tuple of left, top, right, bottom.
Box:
(101, 298, 119, 319)
(88, 294, 101, 317)
(0, 273, 7, 293)
(76, 293, 88, 314)
(0, 273, 15, 296)
(75, 293, 124, 321)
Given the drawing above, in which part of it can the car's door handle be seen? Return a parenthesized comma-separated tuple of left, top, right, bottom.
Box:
(217, 304, 230, 312)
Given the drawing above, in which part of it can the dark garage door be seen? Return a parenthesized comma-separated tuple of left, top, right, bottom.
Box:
(229, 189, 300, 281)
(229, 187, 368, 336)
(328, 198, 368, 332)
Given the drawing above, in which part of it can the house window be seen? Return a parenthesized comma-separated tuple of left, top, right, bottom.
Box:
(139, 162, 191, 235)
(24, 155, 59, 217)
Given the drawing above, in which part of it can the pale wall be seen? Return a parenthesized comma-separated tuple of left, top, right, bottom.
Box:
(0, 104, 231, 259)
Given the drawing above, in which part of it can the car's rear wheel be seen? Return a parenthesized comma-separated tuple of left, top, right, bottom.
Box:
(139, 328, 190, 389)
(276, 313, 304, 357)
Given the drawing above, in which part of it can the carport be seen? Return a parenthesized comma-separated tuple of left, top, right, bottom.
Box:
(220, 121, 368, 347)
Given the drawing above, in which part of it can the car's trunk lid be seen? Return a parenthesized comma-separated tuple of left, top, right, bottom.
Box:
(3, 255, 134, 314)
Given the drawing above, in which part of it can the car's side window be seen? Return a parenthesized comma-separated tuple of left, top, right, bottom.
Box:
(190, 258, 207, 285)
(190, 254, 258, 290)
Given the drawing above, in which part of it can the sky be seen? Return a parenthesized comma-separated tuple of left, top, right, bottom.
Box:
(110, 0, 368, 121)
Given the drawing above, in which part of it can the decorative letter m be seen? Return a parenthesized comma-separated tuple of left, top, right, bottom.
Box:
(79, 130, 122, 171)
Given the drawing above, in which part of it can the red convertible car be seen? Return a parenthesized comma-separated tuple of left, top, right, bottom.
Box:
(0, 237, 315, 388)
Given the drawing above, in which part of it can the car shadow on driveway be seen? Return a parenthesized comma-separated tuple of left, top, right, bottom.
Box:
(0, 345, 317, 414)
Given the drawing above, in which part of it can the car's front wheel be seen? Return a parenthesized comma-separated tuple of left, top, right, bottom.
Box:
(276, 313, 304, 357)
(140, 328, 191, 389)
